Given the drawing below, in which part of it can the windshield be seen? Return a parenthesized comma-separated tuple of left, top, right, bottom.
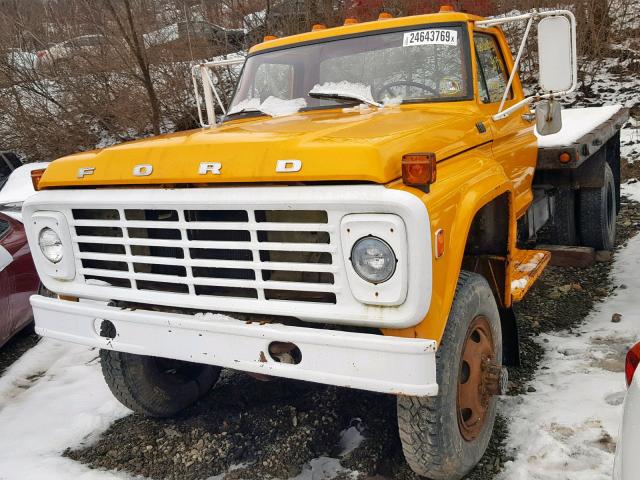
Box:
(227, 24, 470, 118)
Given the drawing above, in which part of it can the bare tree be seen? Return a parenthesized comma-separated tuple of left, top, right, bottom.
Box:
(102, 0, 162, 134)
(0, 0, 636, 163)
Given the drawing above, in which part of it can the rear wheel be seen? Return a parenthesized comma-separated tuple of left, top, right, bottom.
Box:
(397, 271, 503, 479)
(579, 162, 616, 250)
(100, 349, 220, 417)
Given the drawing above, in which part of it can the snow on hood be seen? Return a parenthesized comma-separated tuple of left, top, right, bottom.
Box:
(227, 96, 307, 117)
(309, 81, 381, 107)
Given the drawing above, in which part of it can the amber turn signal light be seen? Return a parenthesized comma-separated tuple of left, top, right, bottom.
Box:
(402, 153, 436, 192)
(434, 228, 445, 259)
(312, 24, 327, 31)
(559, 152, 571, 163)
(263, 35, 278, 42)
(58, 295, 79, 302)
(31, 168, 46, 191)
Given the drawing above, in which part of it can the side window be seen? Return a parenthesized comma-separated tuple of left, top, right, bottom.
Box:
(251, 63, 294, 101)
(474, 33, 510, 104)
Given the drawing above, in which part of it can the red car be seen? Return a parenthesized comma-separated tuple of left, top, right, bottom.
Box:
(0, 212, 40, 348)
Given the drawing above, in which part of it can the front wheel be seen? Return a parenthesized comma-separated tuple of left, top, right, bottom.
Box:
(100, 350, 220, 417)
(397, 271, 503, 479)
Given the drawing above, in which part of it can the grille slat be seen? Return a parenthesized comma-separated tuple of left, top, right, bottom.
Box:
(77, 267, 339, 293)
(70, 207, 340, 304)
(73, 235, 337, 252)
(75, 251, 338, 272)
(71, 219, 334, 232)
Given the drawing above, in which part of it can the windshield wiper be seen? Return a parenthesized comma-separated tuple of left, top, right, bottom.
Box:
(225, 107, 262, 117)
(309, 82, 382, 108)
(308, 92, 383, 107)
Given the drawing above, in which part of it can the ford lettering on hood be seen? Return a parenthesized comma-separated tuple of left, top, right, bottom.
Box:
(37, 104, 486, 189)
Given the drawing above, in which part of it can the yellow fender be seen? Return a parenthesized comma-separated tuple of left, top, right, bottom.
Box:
(385, 145, 517, 343)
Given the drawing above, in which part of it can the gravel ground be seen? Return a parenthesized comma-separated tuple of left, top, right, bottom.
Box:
(0, 328, 39, 377)
(0, 194, 635, 480)
(56, 196, 640, 480)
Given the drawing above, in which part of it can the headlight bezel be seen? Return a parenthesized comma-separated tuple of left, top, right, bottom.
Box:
(350, 235, 397, 284)
(340, 214, 408, 306)
(27, 211, 75, 281)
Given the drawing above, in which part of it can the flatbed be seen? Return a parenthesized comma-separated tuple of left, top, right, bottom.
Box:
(537, 106, 629, 169)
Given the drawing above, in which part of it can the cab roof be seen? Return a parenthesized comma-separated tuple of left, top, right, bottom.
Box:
(249, 11, 483, 54)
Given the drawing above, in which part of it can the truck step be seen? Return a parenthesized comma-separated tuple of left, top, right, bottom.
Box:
(510, 249, 551, 302)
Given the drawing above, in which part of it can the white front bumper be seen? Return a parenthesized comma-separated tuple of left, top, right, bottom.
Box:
(31, 295, 439, 396)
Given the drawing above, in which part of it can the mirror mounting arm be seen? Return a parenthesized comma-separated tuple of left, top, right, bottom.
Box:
(497, 15, 534, 114)
(191, 57, 246, 128)
(475, 9, 578, 122)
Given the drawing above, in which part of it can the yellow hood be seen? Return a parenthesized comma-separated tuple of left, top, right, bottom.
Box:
(39, 104, 487, 188)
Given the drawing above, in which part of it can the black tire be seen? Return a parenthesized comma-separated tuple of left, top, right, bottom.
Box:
(539, 188, 577, 245)
(100, 349, 220, 417)
(397, 271, 502, 480)
(22, 284, 57, 334)
(38, 284, 56, 297)
(579, 162, 616, 250)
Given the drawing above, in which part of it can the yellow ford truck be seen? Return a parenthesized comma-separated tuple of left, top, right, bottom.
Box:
(24, 7, 628, 479)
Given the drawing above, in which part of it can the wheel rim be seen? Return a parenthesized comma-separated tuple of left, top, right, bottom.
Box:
(457, 315, 498, 441)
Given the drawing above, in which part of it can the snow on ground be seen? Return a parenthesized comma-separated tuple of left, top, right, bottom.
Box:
(292, 457, 357, 480)
(0, 339, 130, 480)
(498, 183, 640, 480)
(621, 117, 639, 163)
(0, 335, 364, 480)
(290, 427, 364, 480)
(536, 105, 623, 148)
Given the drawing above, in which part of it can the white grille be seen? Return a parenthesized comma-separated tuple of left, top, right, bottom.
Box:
(70, 207, 339, 304)
(24, 186, 431, 328)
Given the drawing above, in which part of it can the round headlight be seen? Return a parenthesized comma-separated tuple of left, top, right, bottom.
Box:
(350, 236, 397, 284)
(38, 227, 63, 264)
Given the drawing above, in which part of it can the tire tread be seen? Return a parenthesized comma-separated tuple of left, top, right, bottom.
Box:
(397, 271, 500, 479)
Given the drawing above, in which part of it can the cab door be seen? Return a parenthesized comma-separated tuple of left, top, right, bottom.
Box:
(472, 30, 538, 219)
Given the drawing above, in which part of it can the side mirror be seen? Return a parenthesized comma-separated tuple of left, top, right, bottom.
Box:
(536, 99, 562, 136)
(538, 16, 574, 92)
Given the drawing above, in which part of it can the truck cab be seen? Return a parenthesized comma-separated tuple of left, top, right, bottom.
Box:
(24, 8, 626, 479)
